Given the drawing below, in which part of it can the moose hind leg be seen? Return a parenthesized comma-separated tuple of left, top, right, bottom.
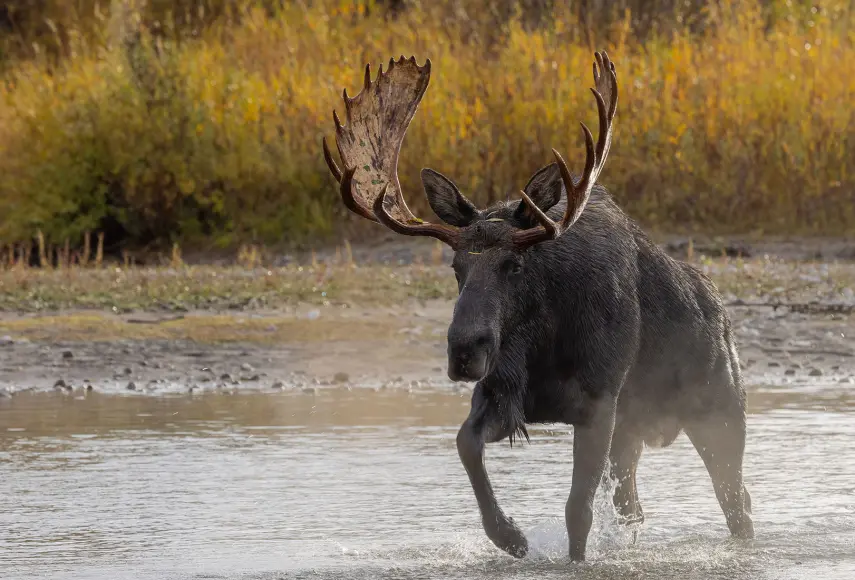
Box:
(456, 385, 528, 558)
(685, 409, 754, 539)
(609, 429, 644, 526)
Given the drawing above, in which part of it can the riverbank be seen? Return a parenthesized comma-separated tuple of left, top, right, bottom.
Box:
(1, 238, 853, 398)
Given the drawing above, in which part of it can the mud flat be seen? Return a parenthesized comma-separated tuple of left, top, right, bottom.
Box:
(2, 245, 854, 397)
(0, 298, 852, 398)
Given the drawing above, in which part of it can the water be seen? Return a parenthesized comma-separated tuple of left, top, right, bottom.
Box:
(1, 385, 853, 579)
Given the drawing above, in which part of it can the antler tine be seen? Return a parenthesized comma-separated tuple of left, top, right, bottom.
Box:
(322, 136, 343, 182)
(513, 50, 618, 249)
(373, 185, 460, 247)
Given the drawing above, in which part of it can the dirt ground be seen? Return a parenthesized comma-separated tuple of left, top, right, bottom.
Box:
(1, 238, 854, 397)
(0, 299, 853, 398)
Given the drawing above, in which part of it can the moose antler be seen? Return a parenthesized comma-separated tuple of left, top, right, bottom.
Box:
(322, 56, 461, 248)
(512, 51, 618, 249)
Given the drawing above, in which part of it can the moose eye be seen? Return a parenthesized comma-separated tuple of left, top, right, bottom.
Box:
(504, 259, 523, 276)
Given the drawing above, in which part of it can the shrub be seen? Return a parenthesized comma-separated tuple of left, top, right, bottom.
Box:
(0, 0, 853, 251)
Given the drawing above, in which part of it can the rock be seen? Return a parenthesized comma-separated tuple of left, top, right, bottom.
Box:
(784, 369, 796, 376)
(62, 350, 74, 359)
(271, 381, 285, 390)
(767, 361, 781, 367)
(53, 379, 68, 390)
(85, 385, 94, 392)
(240, 363, 254, 372)
(220, 373, 234, 382)
(333, 372, 349, 384)
(245, 374, 261, 382)
(126, 382, 137, 390)
(0, 335, 13, 346)
(808, 368, 823, 377)
(302, 387, 317, 395)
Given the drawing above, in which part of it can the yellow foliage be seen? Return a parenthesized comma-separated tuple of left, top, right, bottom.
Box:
(0, 0, 854, 248)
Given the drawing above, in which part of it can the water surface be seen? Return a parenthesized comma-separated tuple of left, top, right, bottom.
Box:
(1, 385, 853, 579)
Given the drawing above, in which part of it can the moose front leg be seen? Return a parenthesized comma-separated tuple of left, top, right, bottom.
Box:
(566, 393, 617, 561)
(457, 385, 528, 558)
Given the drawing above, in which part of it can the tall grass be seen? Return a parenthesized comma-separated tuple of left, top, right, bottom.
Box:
(1, 0, 854, 251)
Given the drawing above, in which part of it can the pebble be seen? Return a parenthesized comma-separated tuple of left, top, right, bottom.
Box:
(767, 361, 781, 367)
(333, 372, 350, 384)
(241, 363, 254, 372)
(808, 368, 823, 377)
(62, 350, 74, 359)
(126, 382, 137, 390)
(271, 381, 285, 390)
(0, 335, 13, 346)
(302, 387, 317, 395)
(53, 379, 68, 390)
(784, 369, 796, 376)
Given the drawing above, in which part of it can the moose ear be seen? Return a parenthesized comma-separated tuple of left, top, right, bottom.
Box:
(421, 168, 479, 227)
(514, 162, 564, 224)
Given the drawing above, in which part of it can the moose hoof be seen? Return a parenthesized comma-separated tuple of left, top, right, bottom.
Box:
(731, 518, 755, 540)
(485, 516, 528, 559)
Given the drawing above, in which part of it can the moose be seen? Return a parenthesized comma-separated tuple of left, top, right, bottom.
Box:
(322, 51, 754, 562)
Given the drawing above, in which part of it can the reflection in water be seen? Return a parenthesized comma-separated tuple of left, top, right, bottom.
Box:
(1, 386, 854, 580)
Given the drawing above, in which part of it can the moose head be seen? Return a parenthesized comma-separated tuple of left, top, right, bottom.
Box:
(322, 52, 617, 383)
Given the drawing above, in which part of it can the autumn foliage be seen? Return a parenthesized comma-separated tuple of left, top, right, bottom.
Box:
(0, 0, 853, 251)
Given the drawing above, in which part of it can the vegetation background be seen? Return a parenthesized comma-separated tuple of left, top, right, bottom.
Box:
(0, 0, 853, 260)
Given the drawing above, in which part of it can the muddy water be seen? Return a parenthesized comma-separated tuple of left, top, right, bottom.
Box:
(1, 385, 854, 580)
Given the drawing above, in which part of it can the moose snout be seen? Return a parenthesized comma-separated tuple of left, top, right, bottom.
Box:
(447, 327, 496, 382)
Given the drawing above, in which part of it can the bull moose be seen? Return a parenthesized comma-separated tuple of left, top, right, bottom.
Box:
(321, 51, 754, 562)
